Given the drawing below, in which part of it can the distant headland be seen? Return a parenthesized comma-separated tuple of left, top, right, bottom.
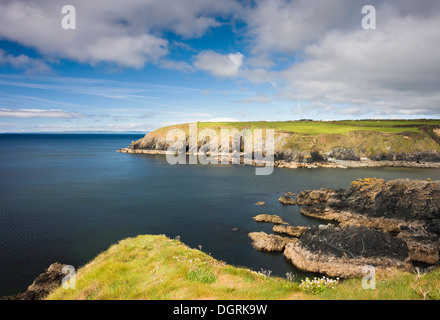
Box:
(118, 119, 440, 169)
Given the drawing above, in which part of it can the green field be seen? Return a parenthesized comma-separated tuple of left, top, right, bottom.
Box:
(336, 119, 440, 127)
(151, 119, 440, 136)
(197, 121, 422, 134)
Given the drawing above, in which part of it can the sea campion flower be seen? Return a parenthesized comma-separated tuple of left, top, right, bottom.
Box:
(299, 276, 339, 294)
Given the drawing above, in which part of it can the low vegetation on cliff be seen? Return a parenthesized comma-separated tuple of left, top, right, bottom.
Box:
(46, 234, 440, 300)
(47, 235, 304, 300)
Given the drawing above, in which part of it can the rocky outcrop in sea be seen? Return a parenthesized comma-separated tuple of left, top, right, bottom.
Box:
(249, 178, 440, 277)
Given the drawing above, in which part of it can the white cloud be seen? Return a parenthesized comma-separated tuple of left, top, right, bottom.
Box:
(161, 111, 213, 118)
(245, 55, 274, 68)
(0, 0, 240, 68)
(2, 0, 440, 121)
(83, 35, 168, 68)
(0, 49, 51, 73)
(277, 9, 440, 117)
(193, 51, 244, 77)
(0, 108, 84, 118)
(205, 117, 239, 122)
(245, 0, 355, 54)
(158, 59, 194, 72)
(239, 1, 440, 118)
(29, 122, 155, 132)
(160, 117, 239, 126)
(233, 93, 270, 104)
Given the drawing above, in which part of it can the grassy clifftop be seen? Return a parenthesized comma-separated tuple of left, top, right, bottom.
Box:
(47, 235, 304, 300)
(132, 120, 440, 160)
(47, 234, 440, 300)
(149, 120, 428, 136)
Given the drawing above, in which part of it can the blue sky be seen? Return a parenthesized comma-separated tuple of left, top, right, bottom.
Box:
(1, 0, 440, 132)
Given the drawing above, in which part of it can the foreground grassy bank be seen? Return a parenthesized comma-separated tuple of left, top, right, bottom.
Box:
(47, 235, 440, 300)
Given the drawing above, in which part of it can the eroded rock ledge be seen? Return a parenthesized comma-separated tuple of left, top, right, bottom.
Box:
(250, 178, 440, 277)
(284, 225, 413, 278)
(299, 178, 440, 264)
(249, 215, 308, 251)
(248, 232, 298, 252)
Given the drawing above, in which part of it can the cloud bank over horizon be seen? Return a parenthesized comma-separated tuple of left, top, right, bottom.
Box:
(0, 0, 439, 132)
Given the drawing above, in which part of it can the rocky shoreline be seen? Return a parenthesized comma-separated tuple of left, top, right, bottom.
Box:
(0, 263, 67, 300)
(118, 124, 440, 169)
(118, 148, 440, 169)
(249, 178, 440, 278)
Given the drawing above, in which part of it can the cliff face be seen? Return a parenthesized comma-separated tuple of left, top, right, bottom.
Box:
(120, 122, 440, 164)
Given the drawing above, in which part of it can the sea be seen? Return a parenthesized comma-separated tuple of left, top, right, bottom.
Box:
(1, 133, 440, 296)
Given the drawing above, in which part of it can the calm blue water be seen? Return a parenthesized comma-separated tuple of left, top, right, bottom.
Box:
(1, 134, 440, 296)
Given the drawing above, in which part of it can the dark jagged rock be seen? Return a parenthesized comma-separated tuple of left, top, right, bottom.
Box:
(296, 188, 334, 206)
(284, 225, 412, 278)
(278, 195, 296, 205)
(397, 226, 439, 264)
(299, 178, 440, 264)
(1, 263, 66, 300)
(274, 149, 311, 163)
(372, 150, 440, 162)
(328, 178, 440, 224)
(248, 178, 439, 277)
(326, 147, 360, 161)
